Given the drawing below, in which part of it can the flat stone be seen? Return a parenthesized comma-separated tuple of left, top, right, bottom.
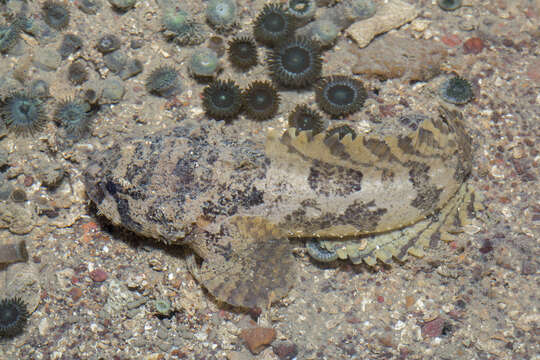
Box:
(240, 327, 276, 355)
(352, 33, 447, 81)
(32, 48, 61, 71)
(346, 0, 419, 48)
(101, 77, 125, 104)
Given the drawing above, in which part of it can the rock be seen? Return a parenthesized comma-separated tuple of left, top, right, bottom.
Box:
(0, 201, 36, 234)
(463, 37, 484, 54)
(33, 48, 61, 71)
(90, 268, 108, 282)
(35, 157, 64, 188)
(38, 318, 50, 337)
(273, 341, 298, 360)
(422, 317, 445, 338)
(104, 51, 127, 74)
(346, 0, 419, 48)
(352, 33, 447, 81)
(2, 261, 41, 313)
(240, 327, 276, 355)
(100, 77, 125, 104)
(104, 279, 136, 314)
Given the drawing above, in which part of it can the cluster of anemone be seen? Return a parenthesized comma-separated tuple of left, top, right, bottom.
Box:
(201, 79, 282, 121)
(194, 2, 375, 127)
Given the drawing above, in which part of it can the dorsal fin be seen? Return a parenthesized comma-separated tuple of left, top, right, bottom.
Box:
(266, 108, 470, 173)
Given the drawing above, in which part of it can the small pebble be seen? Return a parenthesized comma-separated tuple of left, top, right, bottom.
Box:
(90, 268, 108, 282)
(156, 326, 168, 340)
(479, 239, 493, 254)
(78, 0, 101, 15)
(131, 39, 144, 49)
(101, 77, 125, 103)
(104, 51, 127, 73)
(441, 34, 461, 47)
(422, 317, 445, 338)
(33, 48, 61, 71)
(273, 341, 298, 360)
(70, 287, 83, 302)
(240, 327, 276, 354)
(463, 37, 484, 54)
(108, 0, 137, 11)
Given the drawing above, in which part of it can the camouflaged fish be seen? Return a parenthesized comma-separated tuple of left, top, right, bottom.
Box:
(83, 107, 479, 308)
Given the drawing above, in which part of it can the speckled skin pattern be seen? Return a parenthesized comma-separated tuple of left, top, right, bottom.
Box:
(84, 107, 476, 308)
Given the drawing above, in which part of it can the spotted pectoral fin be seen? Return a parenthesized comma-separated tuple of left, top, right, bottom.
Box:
(189, 217, 295, 308)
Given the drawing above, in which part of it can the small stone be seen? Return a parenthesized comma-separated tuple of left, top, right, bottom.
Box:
(273, 341, 298, 360)
(33, 48, 61, 71)
(463, 37, 484, 54)
(157, 326, 169, 340)
(108, 0, 137, 11)
(441, 34, 461, 47)
(521, 260, 537, 275)
(526, 59, 540, 84)
(479, 239, 493, 254)
(131, 39, 144, 49)
(133, 337, 146, 347)
(38, 318, 50, 337)
(104, 51, 127, 73)
(157, 342, 171, 352)
(240, 327, 276, 354)
(346, 0, 418, 48)
(70, 287, 83, 302)
(422, 317, 445, 338)
(411, 19, 430, 32)
(126, 297, 147, 309)
(100, 77, 125, 103)
(352, 34, 447, 81)
(119, 58, 143, 80)
(90, 268, 108, 282)
(24, 175, 34, 187)
(36, 160, 64, 188)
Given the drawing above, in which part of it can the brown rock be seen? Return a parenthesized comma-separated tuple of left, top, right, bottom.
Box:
(463, 37, 484, 54)
(352, 34, 447, 81)
(526, 59, 540, 84)
(90, 268, 108, 282)
(273, 341, 298, 360)
(69, 287, 83, 302)
(240, 327, 276, 354)
(421, 317, 445, 338)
